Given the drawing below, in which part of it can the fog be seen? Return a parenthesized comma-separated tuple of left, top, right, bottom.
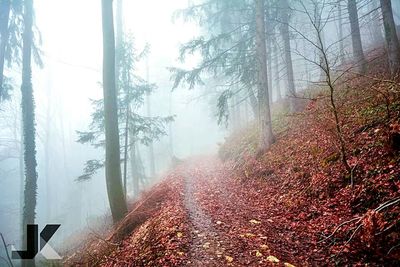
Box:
(1, 0, 399, 265)
(0, 0, 226, 251)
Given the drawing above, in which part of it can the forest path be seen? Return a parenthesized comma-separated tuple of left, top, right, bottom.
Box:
(180, 158, 297, 266)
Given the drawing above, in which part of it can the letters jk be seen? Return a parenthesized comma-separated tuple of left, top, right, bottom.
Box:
(12, 224, 61, 260)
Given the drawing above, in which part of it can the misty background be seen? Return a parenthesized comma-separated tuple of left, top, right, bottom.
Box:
(0, 0, 226, 249)
(1, 0, 400, 254)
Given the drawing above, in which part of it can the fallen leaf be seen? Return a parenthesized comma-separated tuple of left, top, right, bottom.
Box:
(176, 232, 183, 238)
(284, 263, 296, 267)
(267, 255, 280, 263)
(250, 219, 261, 225)
(240, 233, 256, 238)
(225, 255, 233, 263)
(255, 250, 263, 257)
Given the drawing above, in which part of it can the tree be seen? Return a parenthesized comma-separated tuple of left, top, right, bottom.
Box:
(337, 0, 345, 65)
(380, 0, 400, 76)
(347, 0, 366, 73)
(0, 0, 42, 102)
(20, 0, 38, 265)
(101, 0, 127, 223)
(77, 36, 172, 197)
(279, 0, 296, 111)
(369, 0, 384, 46)
(0, 0, 11, 98)
(294, 0, 351, 176)
(256, 0, 273, 152)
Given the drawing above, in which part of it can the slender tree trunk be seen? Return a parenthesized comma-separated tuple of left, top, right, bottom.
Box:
(130, 141, 139, 197)
(248, 87, 259, 119)
(21, 0, 37, 266)
(280, 0, 296, 111)
(101, 0, 127, 223)
(115, 0, 123, 88)
(145, 58, 155, 178)
(45, 81, 52, 221)
(370, 0, 384, 46)
(348, 0, 367, 73)
(256, 0, 274, 153)
(272, 39, 281, 101)
(123, 105, 129, 196)
(0, 0, 11, 98)
(168, 92, 174, 157)
(314, 2, 328, 81)
(229, 96, 236, 130)
(266, 36, 273, 103)
(337, 0, 345, 65)
(380, 0, 400, 75)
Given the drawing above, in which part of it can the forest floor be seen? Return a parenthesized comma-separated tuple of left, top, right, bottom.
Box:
(65, 155, 399, 266)
(64, 52, 400, 266)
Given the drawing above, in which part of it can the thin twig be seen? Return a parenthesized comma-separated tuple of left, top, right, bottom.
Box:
(387, 243, 400, 255)
(318, 217, 361, 243)
(0, 233, 14, 267)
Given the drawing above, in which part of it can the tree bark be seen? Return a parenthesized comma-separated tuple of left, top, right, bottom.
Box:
(272, 39, 281, 100)
(115, 0, 123, 90)
(130, 141, 139, 198)
(266, 35, 273, 104)
(101, 0, 127, 223)
(370, 0, 384, 46)
(348, 0, 367, 73)
(256, 0, 274, 153)
(337, 0, 345, 65)
(21, 0, 37, 266)
(0, 0, 11, 98)
(280, 0, 296, 112)
(380, 0, 400, 75)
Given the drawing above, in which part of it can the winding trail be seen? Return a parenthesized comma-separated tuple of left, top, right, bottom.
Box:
(179, 159, 299, 266)
(183, 164, 227, 266)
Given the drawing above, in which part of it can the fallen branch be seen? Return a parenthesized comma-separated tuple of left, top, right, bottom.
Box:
(318, 217, 361, 243)
(320, 197, 400, 244)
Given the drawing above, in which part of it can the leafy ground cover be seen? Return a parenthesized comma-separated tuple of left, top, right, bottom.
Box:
(64, 53, 400, 266)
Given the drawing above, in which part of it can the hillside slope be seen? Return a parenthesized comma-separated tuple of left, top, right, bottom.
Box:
(65, 60, 400, 266)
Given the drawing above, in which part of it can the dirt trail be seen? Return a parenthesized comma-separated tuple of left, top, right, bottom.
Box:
(180, 159, 295, 266)
(183, 165, 227, 266)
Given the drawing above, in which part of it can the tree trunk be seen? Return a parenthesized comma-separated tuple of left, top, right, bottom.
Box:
(115, 0, 122, 90)
(266, 36, 273, 103)
(370, 0, 384, 46)
(45, 79, 52, 221)
(380, 0, 400, 75)
(348, 0, 367, 73)
(248, 87, 259, 119)
(0, 0, 11, 98)
(337, 0, 345, 65)
(272, 39, 281, 100)
(280, 0, 296, 112)
(168, 92, 174, 157)
(130, 141, 139, 198)
(122, 105, 129, 196)
(145, 58, 155, 178)
(21, 0, 37, 266)
(256, 0, 274, 153)
(314, 2, 328, 81)
(101, 0, 127, 223)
